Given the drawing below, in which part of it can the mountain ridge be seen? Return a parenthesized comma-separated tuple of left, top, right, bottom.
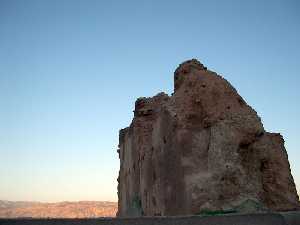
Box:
(0, 200, 117, 218)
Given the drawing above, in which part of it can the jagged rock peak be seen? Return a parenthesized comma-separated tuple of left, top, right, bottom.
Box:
(174, 59, 209, 91)
(175, 58, 206, 72)
(134, 92, 169, 117)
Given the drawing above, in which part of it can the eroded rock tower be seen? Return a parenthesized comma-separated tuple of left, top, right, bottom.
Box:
(117, 59, 299, 217)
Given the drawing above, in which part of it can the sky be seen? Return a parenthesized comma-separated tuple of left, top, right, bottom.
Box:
(0, 0, 299, 202)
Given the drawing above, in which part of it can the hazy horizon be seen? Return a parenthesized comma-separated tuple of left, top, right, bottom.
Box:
(1, 0, 299, 203)
(0, 199, 116, 203)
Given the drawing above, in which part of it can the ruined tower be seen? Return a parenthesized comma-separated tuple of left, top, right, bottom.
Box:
(117, 59, 299, 217)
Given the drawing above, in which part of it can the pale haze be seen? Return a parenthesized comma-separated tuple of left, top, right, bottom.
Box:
(0, 0, 299, 202)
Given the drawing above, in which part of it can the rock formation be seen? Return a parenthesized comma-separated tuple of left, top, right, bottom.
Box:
(117, 59, 299, 217)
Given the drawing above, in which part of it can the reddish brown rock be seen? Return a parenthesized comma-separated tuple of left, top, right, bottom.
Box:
(117, 59, 299, 217)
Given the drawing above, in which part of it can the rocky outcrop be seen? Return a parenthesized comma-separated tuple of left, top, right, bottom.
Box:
(117, 59, 299, 217)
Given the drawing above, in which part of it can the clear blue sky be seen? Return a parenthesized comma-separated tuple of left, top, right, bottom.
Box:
(0, 0, 299, 202)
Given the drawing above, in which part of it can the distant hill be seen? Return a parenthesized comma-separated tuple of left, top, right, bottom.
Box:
(0, 200, 117, 218)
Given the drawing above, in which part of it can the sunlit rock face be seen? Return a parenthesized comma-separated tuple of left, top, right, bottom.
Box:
(117, 59, 300, 217)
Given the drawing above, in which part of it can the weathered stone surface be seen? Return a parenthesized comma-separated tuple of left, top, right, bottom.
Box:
(117, 59, 300, 217)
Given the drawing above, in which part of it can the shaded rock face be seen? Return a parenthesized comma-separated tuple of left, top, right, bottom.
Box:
(117, 59, 299, 217)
